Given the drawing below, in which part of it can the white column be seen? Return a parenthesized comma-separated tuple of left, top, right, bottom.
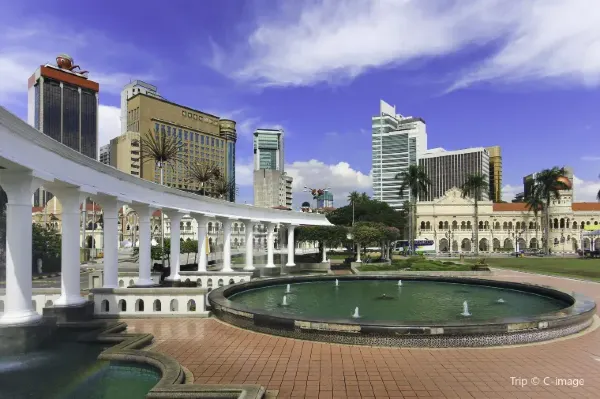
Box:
(54, 188, 86, 306)
(285, 225, 297, 266)
(356, 243, 362, 263)
(95, 197, 120, 288)
(218, 217, 233, 272)
(165, 210, 183, 281)
(322, 243, 328, 263)
(266, 222, 276, 268)
(194, 214, 210, 272)
(0, 173, 41, 325)
(136, 205, 155, 286)
(243, 220, 256, 271)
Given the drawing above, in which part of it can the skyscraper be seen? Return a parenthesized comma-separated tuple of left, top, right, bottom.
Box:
(253, 128, 293, 208)
(486, 146, 502, 202)
(125, 90, 237, 202)
(99, 144, 111, 165)
(371, 100, 427, 210)
(28, 54, 99, 159)
(120, 80, 162, 134)
(27, 54, 99, 206)
(419, 147, 490, 201)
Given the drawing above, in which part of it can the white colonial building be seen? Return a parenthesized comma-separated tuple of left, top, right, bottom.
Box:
(416, 187, 600, 254)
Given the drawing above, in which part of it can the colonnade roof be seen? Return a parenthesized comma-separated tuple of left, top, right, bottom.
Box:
(0, 106, 332, 226)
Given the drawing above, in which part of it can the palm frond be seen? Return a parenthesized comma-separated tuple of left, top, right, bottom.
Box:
(186, 161, 220, 194)
(460, 174, 489, 201)
(211, 176, 237, 200)
(140, 128, 184, 172)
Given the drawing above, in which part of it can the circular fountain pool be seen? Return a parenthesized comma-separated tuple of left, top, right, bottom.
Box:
(208, 276, 596, 347)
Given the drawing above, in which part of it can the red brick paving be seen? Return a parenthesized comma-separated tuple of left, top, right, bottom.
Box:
(125, 270, 600, 398)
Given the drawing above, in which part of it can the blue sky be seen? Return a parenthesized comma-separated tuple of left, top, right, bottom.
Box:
(1, 0, 600, 206)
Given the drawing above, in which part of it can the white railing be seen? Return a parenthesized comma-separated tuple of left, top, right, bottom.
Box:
(91, 287, 209, 318)
(179, 271, 252, 290)
(0, 288, 62, 316)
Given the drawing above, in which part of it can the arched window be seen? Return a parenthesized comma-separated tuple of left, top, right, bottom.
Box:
(118, 300, 127, 312)
(452, 221, 458, 230)
(425, 221, 431, 229)
(503, 222, 508, 230)
(187, 299, 196, 312)
(229, 278, 235, 285)
(572, 221, 577, 229)
(170, 299, 179, 312)
(154, 300, 161, 312)
(466, 221, 472, 229)
(508, 222, 513, 229)
(559, 218, 565, 229)
(478, 221, 484, 230)
(135, 299, 144, 312)
(101, 300, 109, 312)
(553, 218, 559, 229)
(443, 221, 449, 229)
(438, 221, 444, 229)
(420, 221, 426, 229)
(529, 221, 534, 229)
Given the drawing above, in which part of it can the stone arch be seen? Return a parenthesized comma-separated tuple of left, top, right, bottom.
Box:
(86, 235, 95, 248)
(572, 221, 577, 229)
(153, 299, 161, 312)
(452, 240, 458, 252)
(425, 221, 431, 229)
(479, 238, 489, 252)
(461, 221, 466, 229)
(118, 299, 127, 312)
(197, 278, 202, 287)
(229, 278, 235, 285)
(530, 238, 538, 249)
(420, 221, 426, 229)
(553, 218, 558, 229)
(492, 238, 501, 251)
(580, 221, 585, 229)
(516, 222, 521, 230)
(517, 238, 527, 250)
(185, 278, 191, 284)
(494, 222, 500, 230)
(101, 300, 109, 312)
(508, 221, 513, 229)
(478, 221, 484, 230)
(461, 238, 471, 252)
(129, 279, 134, 287)
(529, 221, 535, 229)
(439, 238, 449, 252)
(503, 222, 508, 230)
(218, 279, 224, 287)
(170, 299, 179, 312)
(438, 221, 444, 229)
(443, 221, 448, 229)
(504, 238, 513, 250)
(583, 238, 591, 249)
(559, 218, 565, 228)
(118, 279, 124, 287)
(187, 299, 196, 311)
(135, 299, 144, 312)
(466, 221, 472, 229)
(452, 221, 458, 230)
(207, 278, 213, 288)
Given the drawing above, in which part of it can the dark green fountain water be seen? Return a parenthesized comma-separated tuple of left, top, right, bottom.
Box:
(0, 339, 160, 399)
(229, 280, 569, 323)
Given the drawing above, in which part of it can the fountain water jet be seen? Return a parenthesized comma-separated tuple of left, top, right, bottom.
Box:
(282, 296, 289, 306)
(352, 307, 360, 318)
(285, 284, 291, 294)
(398, 280, 402, 286)
(335, 279, 339, 287)
(461, 301, 471, 317)
(497, 298, 505, 303)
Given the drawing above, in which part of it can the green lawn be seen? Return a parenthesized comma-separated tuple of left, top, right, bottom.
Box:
(466, 257, 600, 281)
(358, 258, 474, 272)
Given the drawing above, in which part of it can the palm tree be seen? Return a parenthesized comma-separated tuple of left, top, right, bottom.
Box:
(140, 128, 183, 256)
(359, 192, 370, 202)
(348, 191, 360, 206)
(524, 192, 543, 250)
(531, 167, 569, 255)
(212, 175, 237, 200)
(460, 174, 489, 256)
(396, 165, 431, 255)
(186, 161, 220, 195)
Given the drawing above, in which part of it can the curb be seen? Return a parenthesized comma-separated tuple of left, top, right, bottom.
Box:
(491, 267, 600, 285)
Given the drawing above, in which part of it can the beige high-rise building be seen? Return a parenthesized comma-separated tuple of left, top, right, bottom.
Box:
(125, 90, 237, 201)
(108, 131, 141, 176)
(486, 146, 502, 202)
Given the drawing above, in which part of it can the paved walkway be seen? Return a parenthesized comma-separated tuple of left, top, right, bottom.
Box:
(124, 270, 600, 398)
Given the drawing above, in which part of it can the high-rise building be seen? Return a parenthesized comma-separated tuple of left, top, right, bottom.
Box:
(125, 90, 237, 201)
(253, 128, 293, 208)
(419, 147, 490, 201)
(486, 146, 502, 202)
(317, 191, 334, 208)
(523, 166, 574, 199)
(99, 144, 111, 165)
(371, 100, 427, 210)
(28, 54, 99, 207)
(120, 80, 162, 134)
(108, 131, 141, 177)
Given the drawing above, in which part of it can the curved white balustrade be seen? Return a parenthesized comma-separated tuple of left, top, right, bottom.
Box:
(0, 106, 331, 326)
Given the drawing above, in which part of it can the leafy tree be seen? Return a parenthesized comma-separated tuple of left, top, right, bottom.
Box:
(530, 167, 569, 255)
(32, 224, 61, 258)
(296, 225, 348, 257)
(524, 190, 543, 248)
(327, 198, 405, 231)
(460, 174, 489, 255)
(351, 222, 385, 247)
(395, 164, 431, 254)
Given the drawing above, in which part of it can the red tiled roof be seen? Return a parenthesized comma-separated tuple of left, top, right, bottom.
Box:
(32, 206, 44, 213)
(492, 203, 529, 212)
(153, 210, 162, 217)
(272, 206, 291, 211)
(572, 202, 600, 211)
(79, 203, 102, 212)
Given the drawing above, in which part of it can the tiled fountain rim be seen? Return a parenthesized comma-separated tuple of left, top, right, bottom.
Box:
(76, 321, 265, 398)
(208, 275, 596, 334)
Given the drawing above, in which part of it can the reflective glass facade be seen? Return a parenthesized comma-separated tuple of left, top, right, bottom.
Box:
(81, 90, 97, 159)
(42, 80, 62, 142)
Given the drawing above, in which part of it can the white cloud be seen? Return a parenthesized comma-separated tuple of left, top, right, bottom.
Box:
(573, 176, 600, 202)
(235, 158, 371, 207)
(285, 160, 371, 207)
(214, 0, 600, 90)
(98, 105, 121, 149)
(581, 156, 600, 162)
(501, 176, 600, 203)
(501, 183, 522, 202)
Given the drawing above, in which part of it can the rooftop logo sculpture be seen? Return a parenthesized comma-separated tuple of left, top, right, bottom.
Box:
(56, 54, 89, 76)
